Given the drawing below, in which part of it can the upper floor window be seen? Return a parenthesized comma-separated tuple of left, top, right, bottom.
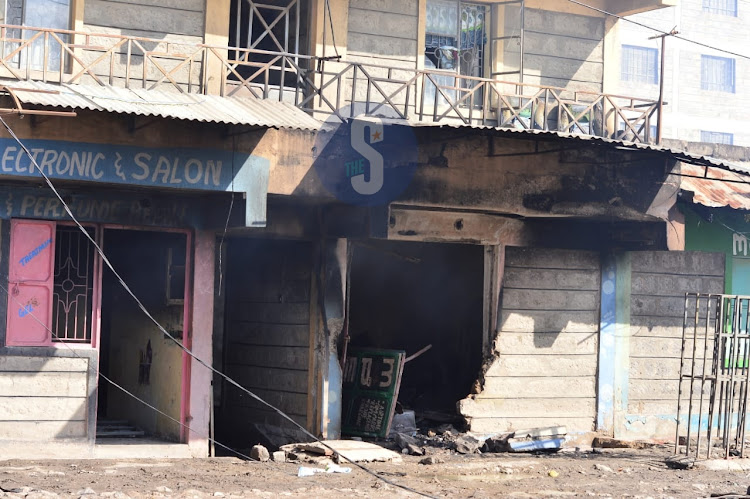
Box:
(621, 45, 659, 84)
(701, 130, 734, 145)
(3, 0, 71, 70)
(424, 0, 487, 79)
(703, 0, 737, 16)
(228, 0, 310, 88)
(701, 55, 736, 93)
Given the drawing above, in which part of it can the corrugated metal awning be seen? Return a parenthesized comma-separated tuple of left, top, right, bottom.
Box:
(373, 118, 750, 176)
(0, 80, 322, 131)
(680, 163, 750, 210)
(368, 118, 750, 211)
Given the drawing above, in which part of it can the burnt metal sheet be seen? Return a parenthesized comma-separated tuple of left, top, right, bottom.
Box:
(680, 164, 750, 210)
(377, 118, 750, 176)
(0, 80, 322, 131)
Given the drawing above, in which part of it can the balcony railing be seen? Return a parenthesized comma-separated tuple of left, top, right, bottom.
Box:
(0, 24, 659, 143)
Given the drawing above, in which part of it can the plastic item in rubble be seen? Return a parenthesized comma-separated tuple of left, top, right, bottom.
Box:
(388, 410, 417, 437)
(297, 463, 352, 477)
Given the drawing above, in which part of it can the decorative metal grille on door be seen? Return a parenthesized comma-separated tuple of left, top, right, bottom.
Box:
(52, 226, 96, 343)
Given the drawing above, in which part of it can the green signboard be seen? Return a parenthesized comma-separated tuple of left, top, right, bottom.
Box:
(341, 348, 405, 438)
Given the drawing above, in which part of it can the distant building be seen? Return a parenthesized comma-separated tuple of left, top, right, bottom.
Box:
(617, 0, 750, 145)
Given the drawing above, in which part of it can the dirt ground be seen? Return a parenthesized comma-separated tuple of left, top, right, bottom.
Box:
(1, 447, 749, 499)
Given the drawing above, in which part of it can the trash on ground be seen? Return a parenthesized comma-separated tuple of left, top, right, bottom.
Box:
(509, 426, 567, 453)
(297, 464, 352, 477)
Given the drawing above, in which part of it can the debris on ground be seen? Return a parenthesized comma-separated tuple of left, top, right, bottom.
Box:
(418, 456, 443, 465)
(591, 436, 662, 450)
(298, 442, 334, 456)
(506, 426, 567, 453)
(594, 463, 615, 473)
(435, 423, 456, 435)
(392, 432, 425, 456)
(250, 445, 270, 462)
(1, 447, 748, 497)
(453, 435, 484, 454)
(483, 434, 512, 453)
(271, 451, 286, 462)
(280, 440, 403, 464)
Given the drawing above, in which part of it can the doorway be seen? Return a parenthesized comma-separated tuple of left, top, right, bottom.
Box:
(97, 229, 190, 442)
(348, 240, 484, 422)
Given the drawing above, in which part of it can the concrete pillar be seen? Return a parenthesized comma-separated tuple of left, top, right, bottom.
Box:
(314, 238, 348, 439)
(187, 230, 215, 457)
(667, 205, 686, 251)
(203, 0, 231, 95)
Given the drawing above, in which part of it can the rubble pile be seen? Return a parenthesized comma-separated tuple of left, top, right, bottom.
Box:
(387, 410, 568, 457)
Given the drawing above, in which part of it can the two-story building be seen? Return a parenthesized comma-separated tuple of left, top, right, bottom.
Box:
(0, 0, 744, 459)
(617, 0, 750, 146)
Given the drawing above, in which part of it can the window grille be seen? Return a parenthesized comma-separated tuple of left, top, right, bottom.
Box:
(52, 226, 96, 343)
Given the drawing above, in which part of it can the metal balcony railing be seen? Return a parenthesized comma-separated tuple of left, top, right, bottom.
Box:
(0, 24, 660, 143)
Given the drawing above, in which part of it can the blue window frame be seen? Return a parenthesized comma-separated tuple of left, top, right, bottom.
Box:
(703, 0, 738, 16)
(621, 45, 659, 84)
(701, 55, 736, 92)
(701, 130, 734, 145)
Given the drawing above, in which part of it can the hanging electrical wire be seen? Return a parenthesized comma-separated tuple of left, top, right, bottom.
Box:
(566, 0, 750, 61)
(0, 115, 434, 499)
(325, 0, 341, 58)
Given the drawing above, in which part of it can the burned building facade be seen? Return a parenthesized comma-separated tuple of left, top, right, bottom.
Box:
(0, 0, 735, 458)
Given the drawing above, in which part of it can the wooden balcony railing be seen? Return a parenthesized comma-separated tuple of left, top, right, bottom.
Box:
(0, 24, 660, 143)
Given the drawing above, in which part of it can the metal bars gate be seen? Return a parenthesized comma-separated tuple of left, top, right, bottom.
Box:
(675, 293, 750, 460)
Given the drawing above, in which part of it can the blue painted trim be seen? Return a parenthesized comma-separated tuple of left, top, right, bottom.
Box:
(597, 254, 617, 432)
(0, 138, 270, 226)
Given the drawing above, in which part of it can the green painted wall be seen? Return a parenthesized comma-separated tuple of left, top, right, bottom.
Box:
(683, 204, 750, 294)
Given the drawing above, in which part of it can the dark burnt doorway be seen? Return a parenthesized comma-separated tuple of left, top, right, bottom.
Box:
(214, 237, 313, 452)
(97, 229, 189, 442)
(348, 240, 484, 422)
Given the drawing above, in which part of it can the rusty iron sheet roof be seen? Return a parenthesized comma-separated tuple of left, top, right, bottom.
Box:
(0, 80, 322, 131)
(680, 163, 750, 210)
